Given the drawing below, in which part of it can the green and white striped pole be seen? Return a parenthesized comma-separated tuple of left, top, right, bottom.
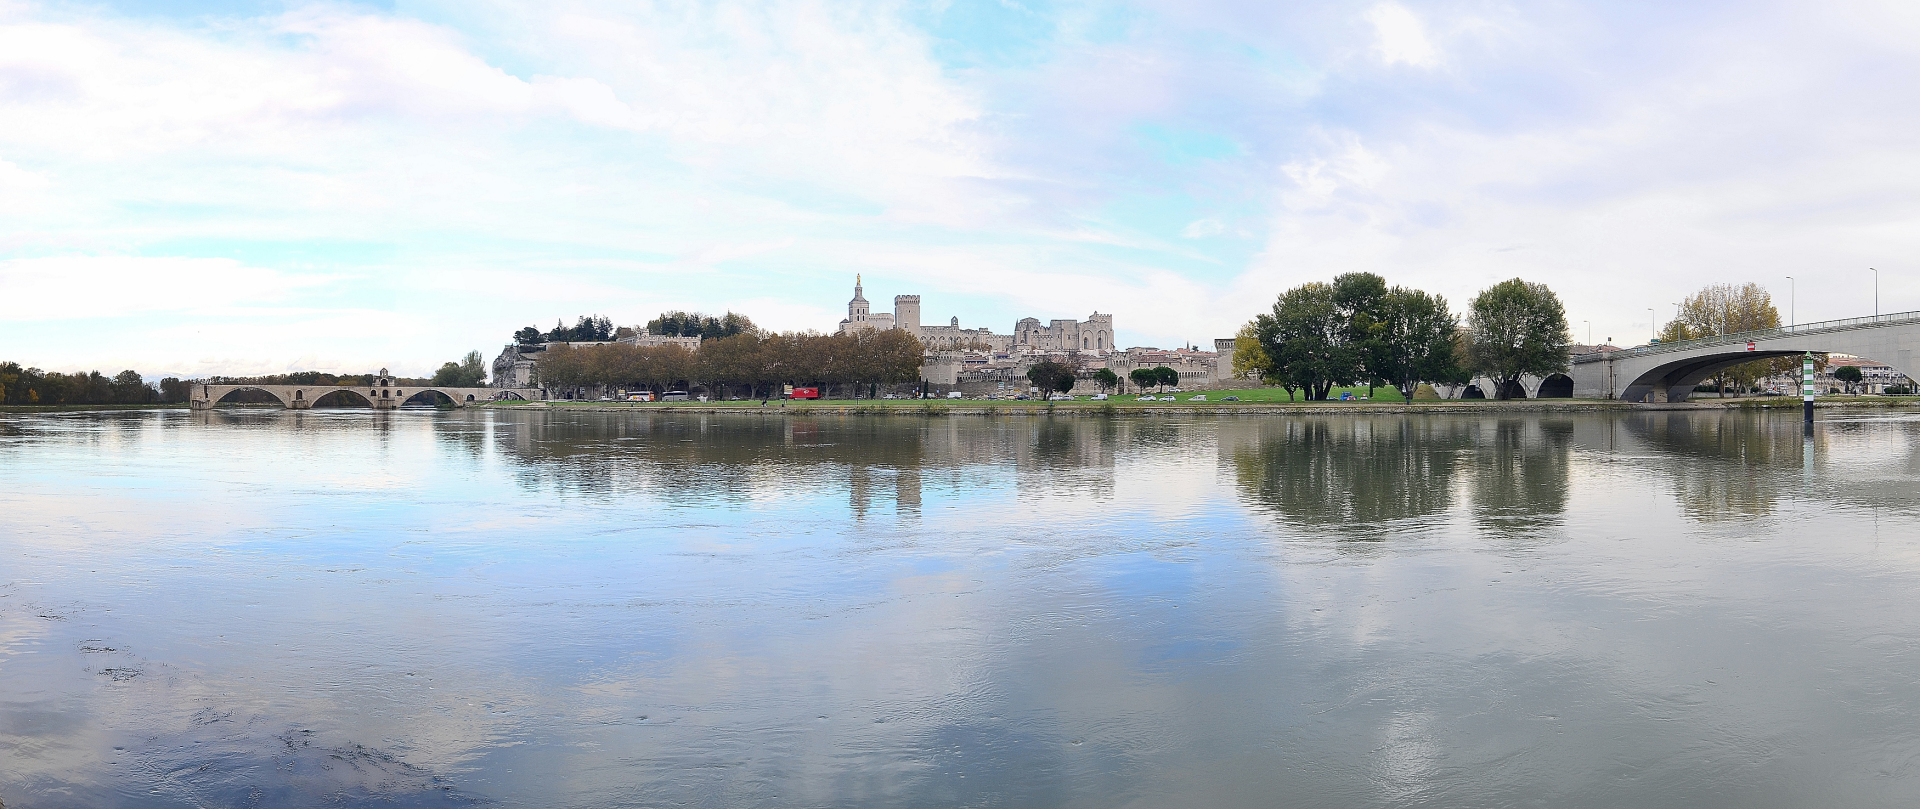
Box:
(1803, 351, 1815, 427)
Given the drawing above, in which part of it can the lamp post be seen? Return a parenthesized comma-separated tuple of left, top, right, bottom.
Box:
(1870, 267, 1878, 317)
(1786, 276, 1794, 327)
(1648, 308, 1655, 343)
(1584, 320, 1591, 346)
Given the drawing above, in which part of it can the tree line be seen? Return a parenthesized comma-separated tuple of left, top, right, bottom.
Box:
(533, 329, 925, 399)
(1237, 274, 1572, 400)
(1, 362, 191, 406)
(511, 312, 758, 346)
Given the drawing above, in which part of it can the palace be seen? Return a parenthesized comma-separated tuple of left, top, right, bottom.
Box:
(834, 276, 1112, 355)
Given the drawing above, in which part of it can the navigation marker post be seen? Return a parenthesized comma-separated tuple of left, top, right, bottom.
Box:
(1803, 351, 1816, 433)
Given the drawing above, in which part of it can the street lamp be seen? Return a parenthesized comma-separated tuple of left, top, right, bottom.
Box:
(1870, 267, 1879, 317)
(1584, 320, 1591, 346)
(1648, 307, 1655, 343)
(1786, 276, 1794, 327)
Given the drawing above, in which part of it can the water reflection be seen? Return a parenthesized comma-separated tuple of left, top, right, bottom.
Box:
(6, 408, 1920, 807)
(1228, 419, 1470, 532)
(1468, 418, 1571, 537)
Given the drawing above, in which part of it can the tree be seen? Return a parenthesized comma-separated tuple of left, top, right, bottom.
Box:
(513, 326, 544, 345)
(431, 351, 487, 387)
(1834, 363, 1863, 393)
(1255, 282, 1357, 400)
(1153, 366, 1180, 390)
(1379, 287, 1460, 402)
(648, 310, 757, 340)
(1466, 279, 1571, 400)
(158, 377, 192, 404)
(1128, 367, 1157, 394)
(1027, 361, 1076, 397)
(1333, 272, 1391, 396)
(1092, 368, 1120, 393)
(1669, 283, 1784, 396)
(1230, 323, 1274, 383)
(545, 315, 613, 343)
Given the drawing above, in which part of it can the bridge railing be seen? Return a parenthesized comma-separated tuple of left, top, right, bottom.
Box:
(1574, 309, 1920, 363)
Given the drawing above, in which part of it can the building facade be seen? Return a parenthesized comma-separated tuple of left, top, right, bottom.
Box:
(833, 276, 1107, 355)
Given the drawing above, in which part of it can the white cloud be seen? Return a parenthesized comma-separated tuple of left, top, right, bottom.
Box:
(1181, 218, 1224, 238)
(1366, 3, 1438, 69)
(0, 256, 313, 320)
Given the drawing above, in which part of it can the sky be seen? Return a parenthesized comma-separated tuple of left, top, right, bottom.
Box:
(4, 0, 1920, 377)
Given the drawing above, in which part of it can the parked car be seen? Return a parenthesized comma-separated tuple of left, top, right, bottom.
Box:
(1167, 388, 1184, 393)
(947, 391, 964, 399)
(1091, 393, 1108, 400)
(1190, 394, 1206, 401)
(1014, 394, 1030, 400)
(1047, 393, 1072, 401)
(1222, 395, 1240, 402)
(1137, 395, 1156, 401)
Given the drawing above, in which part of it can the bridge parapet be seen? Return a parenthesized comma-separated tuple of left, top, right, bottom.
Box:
(1577, 309, 1920, 365)
(189, 383, 543, 410)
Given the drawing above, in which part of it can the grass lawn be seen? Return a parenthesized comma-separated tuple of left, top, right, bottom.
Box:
(1111, 385, 1407, 403)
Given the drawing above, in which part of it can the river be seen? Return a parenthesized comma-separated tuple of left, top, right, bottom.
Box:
(3, 408, 1919, 807)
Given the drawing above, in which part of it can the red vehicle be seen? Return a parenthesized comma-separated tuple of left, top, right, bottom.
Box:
(789, 387, 820, 400)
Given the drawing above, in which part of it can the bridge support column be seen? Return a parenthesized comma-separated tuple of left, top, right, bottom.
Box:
(190, 398, 214, 410)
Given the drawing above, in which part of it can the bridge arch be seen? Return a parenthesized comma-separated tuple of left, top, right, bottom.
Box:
(1537, 374, 1574, 398)
(311, 389, 375, 408)
(401, 389, 457, 408)
(1619, 350, 1805, 403)
(212, 386, 290, 407)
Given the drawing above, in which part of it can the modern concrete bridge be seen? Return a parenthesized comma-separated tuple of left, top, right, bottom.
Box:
(1433, 310, 1920, 401)
(189, 368, 541, 410)
(1574, 310, 1920, 402)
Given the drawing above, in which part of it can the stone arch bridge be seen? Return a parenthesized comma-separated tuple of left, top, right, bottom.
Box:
(189, 371, 542, 410)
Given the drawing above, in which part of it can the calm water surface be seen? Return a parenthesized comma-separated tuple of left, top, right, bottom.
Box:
(4, 408, 1920, 807)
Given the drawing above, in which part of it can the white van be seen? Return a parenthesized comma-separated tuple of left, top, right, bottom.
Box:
(1091, 393, 1108, 400)
(946, 391, 964, 399)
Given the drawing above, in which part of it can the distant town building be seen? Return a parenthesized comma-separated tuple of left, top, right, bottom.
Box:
(833, 276, 1108, 355)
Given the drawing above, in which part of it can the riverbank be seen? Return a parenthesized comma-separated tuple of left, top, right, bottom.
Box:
(0, 403, 190, 412)
(479, 396, 1920, 417)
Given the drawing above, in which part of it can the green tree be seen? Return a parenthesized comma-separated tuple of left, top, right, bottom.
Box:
(1255, 282, 1357, 400)
(513, 326, 544, 345)
(1466, 279, 1571, 400)
(1153, 366, 1180, 390)
(431, 351, 487, 387)
(1027, 360, 1076, 397)
(1333, 272, 1391, 396)
(1092, 367, 1120, 393)
(1834, 363, 1862, 393)
(1379, 287, 1460, 402)
(648, 310, 757, 340)
(1128, 367, 1157, 394)
(158, 377, 192, 404)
